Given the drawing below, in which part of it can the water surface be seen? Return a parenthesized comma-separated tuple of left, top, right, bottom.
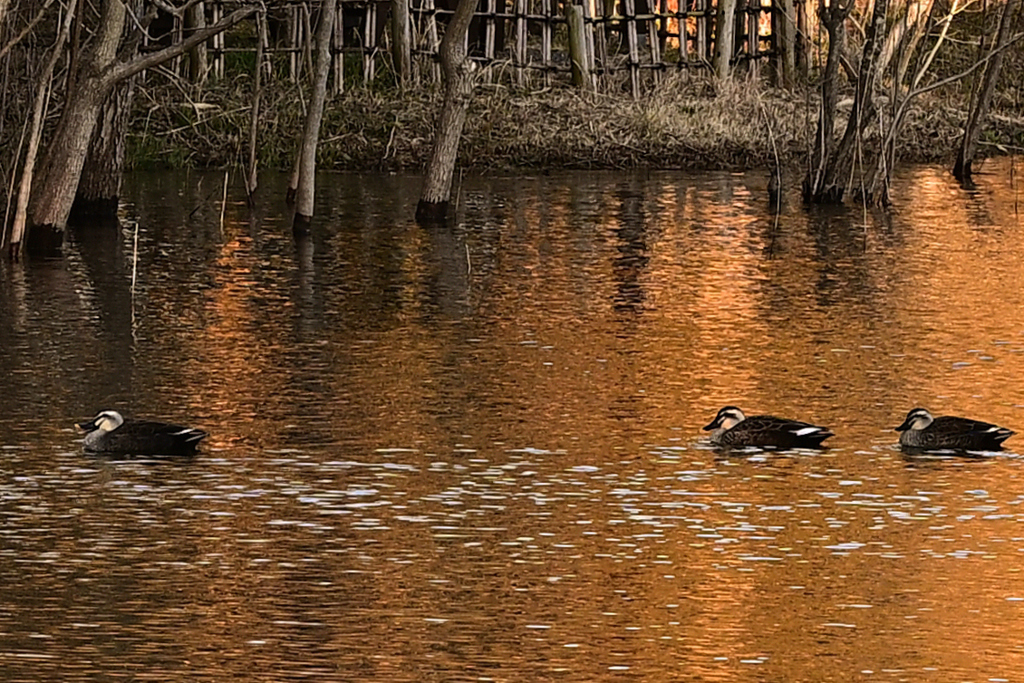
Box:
(2, 161, 1024, 681)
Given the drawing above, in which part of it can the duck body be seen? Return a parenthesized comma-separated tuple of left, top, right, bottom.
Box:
(77, 410, 208, 456)
(895, 407, 1014, 451)
(703, 406, 833, 449)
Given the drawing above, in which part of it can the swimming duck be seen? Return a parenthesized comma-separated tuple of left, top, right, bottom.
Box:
(894, 407, 1014, 451)
(703, 406, 834, 449)
(77, 410, 208, 455)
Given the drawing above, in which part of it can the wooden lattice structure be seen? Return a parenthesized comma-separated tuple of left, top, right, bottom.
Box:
(152, 0, 809, 96)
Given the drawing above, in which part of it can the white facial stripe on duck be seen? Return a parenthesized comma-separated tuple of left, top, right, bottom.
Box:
(895, 408, 933, 431)
(77, 410, 125, 433)
(95, 411, 125, 432)
(704, 406, 746, 431)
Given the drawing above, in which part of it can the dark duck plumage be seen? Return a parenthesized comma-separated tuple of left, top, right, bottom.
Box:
(703, 406, 834, 449)
(895, 407, 1014, 451)
(77, 410, 208, 455)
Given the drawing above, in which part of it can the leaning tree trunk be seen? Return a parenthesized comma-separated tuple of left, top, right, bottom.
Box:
(22, 2, 257, 256)
(415, 0, 478, 225)
(71, 76, 138, 226)
(953, 0, 1023, 184)
(26, 0, 126, 255)
(71, 0, 145, 226)
(290, 0, 339, 235)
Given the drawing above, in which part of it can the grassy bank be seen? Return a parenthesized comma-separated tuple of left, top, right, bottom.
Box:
(127, 72, 1024, 173)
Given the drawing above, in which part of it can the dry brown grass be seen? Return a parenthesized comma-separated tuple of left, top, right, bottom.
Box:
(127, 69, 1022, 172)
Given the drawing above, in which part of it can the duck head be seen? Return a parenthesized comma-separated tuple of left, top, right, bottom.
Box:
(895, 408, 933, 432)
(77, 410, 125, 434)
(703, 406, 747, 432)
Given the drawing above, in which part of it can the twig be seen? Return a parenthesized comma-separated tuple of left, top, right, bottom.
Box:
(220, 170, 229, 233)
(131, 220, 139, 330)
(2, 117, 29, 251)
(0, 0, 55, 62)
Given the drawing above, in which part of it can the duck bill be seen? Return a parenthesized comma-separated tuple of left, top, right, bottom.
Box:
(702, 420, 718, 431)
(893, 418, 911, 432)
(77, 419, 98, 432)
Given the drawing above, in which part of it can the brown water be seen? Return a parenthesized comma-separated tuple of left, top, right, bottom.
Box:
(1, 161, 1023, 681)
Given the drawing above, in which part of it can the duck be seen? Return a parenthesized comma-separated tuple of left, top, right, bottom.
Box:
(894, 407, 1014, 451)
(703, 406, 834, 449)
(77, 410, 208, 455)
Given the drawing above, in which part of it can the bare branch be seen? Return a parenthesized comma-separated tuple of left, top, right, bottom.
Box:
(102, 4, 258, 87)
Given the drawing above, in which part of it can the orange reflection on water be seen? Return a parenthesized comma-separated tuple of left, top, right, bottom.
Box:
(8, 161, 1022, 681)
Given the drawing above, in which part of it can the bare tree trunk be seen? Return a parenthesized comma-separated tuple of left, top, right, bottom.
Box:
(66, 0, 144, 227)
(831, 0, 890, 202)
(802, 0, 851, 203)
(71, 79, 135, 226)
(291, 0, 339, 235)
(27, 0, 126, 255)
(804, 0, 890, 204)
(878, 0, 935, 81)
(186, 1, 209, 85)
(712, 0, 737, 81)
(953, 0, 1022, 184)
(23, 3, 257, 256)
(415, 0, 478, 224)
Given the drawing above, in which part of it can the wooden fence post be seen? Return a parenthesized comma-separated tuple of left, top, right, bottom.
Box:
(392, 0, 412, 86)
(566, 4, 594, 89)
(541, 0, 553, 86)
(623, 0, 641, 96)
(332, 1, 344, 93)
(775, 0, 796, 87)
(514, 0, 528, 85)
(713, 0, 736, 80)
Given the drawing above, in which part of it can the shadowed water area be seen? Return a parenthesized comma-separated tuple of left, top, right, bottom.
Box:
(1, 161, 1024, 681)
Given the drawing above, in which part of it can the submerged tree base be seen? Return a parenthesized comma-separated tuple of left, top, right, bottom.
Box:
(292, 213, 312, 236)
(25, 224, 65, 257)
(70, 195, 120, 227)
(415, 200, 450, 225)
(802, 181, 845, 205)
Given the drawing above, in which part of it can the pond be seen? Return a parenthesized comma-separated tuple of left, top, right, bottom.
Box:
(1, 160, 1023, 681)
